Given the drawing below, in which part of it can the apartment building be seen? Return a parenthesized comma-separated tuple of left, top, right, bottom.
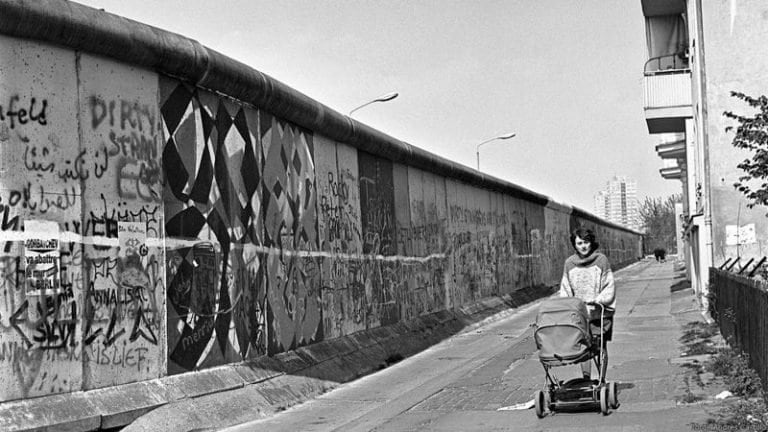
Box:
(593, 176, 641, 232)
(641, 0, 768, 306)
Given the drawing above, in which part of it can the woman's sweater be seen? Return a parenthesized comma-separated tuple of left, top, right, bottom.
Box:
(558, 251, 616, 309)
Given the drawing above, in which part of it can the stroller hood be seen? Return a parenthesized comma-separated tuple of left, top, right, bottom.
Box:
(534, 297, 592, 364)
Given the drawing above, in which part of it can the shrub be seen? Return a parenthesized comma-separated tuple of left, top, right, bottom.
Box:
(709, 398, 768, 430)
(706, 347, 763, 398)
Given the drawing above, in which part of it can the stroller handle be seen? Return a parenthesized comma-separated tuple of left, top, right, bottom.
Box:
(585, 302, 608, 317)
(585, 301, 607, 372)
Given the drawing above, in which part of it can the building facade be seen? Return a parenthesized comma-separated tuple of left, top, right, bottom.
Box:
(640, 0, 768, 310)
(594, 191, 608, 220)
(593, 176, 641, 232)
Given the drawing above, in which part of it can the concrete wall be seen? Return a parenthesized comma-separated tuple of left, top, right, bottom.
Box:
(0, 38, 167, 400)
(701, 0, 768, 262)
(0, 0, 642, 403)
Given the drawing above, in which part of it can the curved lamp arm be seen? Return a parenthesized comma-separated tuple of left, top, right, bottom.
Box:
(349, 92, 399, 116)
(476, 132, 516, 170)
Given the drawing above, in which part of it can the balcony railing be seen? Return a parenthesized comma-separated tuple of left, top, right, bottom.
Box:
(644, 72, 691, 109)
(644, 51, 689, 74)
(644, 52, 691, 109)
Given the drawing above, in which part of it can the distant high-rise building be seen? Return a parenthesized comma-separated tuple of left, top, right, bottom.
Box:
(593, 191, 608, 220)
(593, 176, 640, 231)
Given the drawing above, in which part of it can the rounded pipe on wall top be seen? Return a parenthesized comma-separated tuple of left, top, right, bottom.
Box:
(570, 207, 642, 235)
(0, 0, 211, 81)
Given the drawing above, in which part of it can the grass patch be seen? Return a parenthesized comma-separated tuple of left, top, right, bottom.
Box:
(705, 347, 763, 398)
(680, 321, 719, 357)
(707, 398, 768, 430)
(680, 321, 718, 345)
(703, 343, 767, 428)
(676, 319, 768, 428)
(680, 361, 705, 387)
(678, 376, 705, 404)
(685, 341, 717, 356)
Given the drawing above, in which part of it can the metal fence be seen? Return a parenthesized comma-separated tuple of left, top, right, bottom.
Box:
(710, 268, 768, 392)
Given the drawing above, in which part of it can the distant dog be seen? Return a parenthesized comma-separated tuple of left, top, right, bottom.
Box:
(653, 248, 666, 263)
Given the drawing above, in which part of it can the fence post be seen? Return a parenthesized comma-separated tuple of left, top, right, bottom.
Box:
(719, 257, 732, 270)
(738, 258, 755, 275)
(748, 256, 767, 278)
(726, 257, 741, 272)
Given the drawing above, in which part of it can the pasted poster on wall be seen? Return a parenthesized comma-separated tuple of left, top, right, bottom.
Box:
(24, 220, 60, 295)
(118, 221, 147, 258)
(726, 223, 756, 246)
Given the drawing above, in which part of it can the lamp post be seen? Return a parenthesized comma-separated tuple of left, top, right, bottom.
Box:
(476, 132, 516, 170)
(348, 92, 399, 116)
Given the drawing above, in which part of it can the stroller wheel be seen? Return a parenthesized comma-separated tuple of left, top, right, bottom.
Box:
(599, 386, 610, 415)
(534, 390, 547, 418)
(608, 381, 619, 409)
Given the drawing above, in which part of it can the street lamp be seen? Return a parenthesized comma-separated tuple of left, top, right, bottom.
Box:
(476, 132, 516, 170)
(348, 92, 399, 116)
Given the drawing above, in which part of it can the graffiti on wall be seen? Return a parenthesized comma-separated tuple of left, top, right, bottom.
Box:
(162, 81, 322, 372)
(314, 140, 364, 337)
(444, 184, 546, 306)
(80, 61, 166, 320)
(356, 152, 399, 326)
(0, 58, 83, 398)
(358, 152, 396, 256)
(260, 111, 322, 354)
(0, 50, 167, 400)
(78, 57, 166, 389)
(397, 169, 447, 318)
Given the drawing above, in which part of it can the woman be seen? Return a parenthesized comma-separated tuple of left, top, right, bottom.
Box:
(559, 227, 615, 381)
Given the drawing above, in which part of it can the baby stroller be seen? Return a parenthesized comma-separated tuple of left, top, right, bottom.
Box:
(532, 297, 618, 417)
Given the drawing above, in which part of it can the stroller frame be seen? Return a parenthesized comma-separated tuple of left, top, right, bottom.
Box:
(534, 302, 619, 417)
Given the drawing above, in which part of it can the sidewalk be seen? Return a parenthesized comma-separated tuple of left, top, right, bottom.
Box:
(485, 259, 729, 431)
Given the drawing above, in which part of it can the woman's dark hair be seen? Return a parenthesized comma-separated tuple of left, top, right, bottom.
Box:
(570, 227, 599, 253)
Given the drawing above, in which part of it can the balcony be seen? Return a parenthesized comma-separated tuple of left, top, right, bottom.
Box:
(655, 138, 686, 159)
(660, 159, 684, 180)
(641, 0, 685, 16)
(644, 54, 692, 134)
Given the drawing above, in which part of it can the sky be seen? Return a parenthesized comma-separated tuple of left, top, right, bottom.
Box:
(73, 0, 681, 212)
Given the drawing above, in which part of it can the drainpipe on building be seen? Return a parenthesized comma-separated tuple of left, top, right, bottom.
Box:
(695, 0, 715, 324)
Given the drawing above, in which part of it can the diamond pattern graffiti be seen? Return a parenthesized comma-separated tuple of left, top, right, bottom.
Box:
(161, 80, 321, 373)
(260, 112, 322, 353)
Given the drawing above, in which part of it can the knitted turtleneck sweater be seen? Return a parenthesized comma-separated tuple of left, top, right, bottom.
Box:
(558, 251, 616, 309)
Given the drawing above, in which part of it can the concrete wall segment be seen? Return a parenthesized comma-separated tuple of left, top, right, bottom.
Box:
(315, 135, 367, 339)
(77, 52, 167, 390)
(0, 34, 84, 401)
